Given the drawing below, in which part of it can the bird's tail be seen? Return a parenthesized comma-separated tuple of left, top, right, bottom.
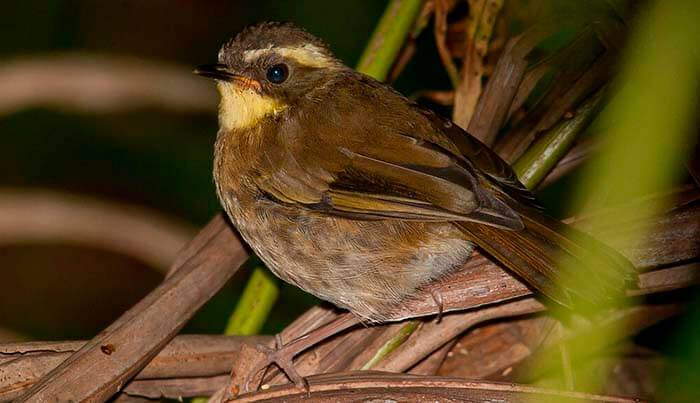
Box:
(458, 204, 637, 308)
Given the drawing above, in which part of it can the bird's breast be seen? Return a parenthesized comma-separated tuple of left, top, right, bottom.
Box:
(220, 189, 473, 321)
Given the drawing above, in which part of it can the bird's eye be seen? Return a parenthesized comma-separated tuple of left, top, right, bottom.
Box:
(266, 64, 289, 84)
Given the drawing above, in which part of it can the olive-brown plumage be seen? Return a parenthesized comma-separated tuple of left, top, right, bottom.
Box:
(198, 22, 635, 322)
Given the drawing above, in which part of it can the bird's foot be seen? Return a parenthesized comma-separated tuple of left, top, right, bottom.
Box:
(430, 288, 444, 323)
(244, 333, 309, 393)
(242, 312, 360, 394)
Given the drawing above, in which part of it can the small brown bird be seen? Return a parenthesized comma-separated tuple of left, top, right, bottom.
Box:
(196, 22, 634, 323)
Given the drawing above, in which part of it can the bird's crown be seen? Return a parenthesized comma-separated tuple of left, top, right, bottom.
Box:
(218, 21, 340, 70)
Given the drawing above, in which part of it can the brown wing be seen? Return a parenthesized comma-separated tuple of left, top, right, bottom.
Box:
(416, 108, 540, 207)
(255, 126, 524, 229)
(251, 74, 525, 230)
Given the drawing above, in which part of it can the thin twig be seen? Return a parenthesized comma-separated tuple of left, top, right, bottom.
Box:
(433, 0, 461, 86)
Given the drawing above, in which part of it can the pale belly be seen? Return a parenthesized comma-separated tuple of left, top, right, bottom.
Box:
(225, 195, 473, 322)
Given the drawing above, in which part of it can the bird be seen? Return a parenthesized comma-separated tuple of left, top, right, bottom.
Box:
(195, 21, 635, 387)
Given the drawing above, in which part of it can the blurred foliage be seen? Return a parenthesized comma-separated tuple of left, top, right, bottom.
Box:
(535, 0, 700, 397)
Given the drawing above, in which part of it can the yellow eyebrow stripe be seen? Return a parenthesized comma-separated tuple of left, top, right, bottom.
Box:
(243, 44, 336, 69)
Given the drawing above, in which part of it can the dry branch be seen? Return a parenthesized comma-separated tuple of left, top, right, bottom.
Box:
(407, 337, 456, 375)
(16, 214, 248, 401)
(508, 304, 684, 383)
(438, 303, 683, 381)
(0, 189, 195, 271)
(0, 335, 270, 401)
(438, 313, 554, 379)
(467, 25, 556, 145)
(119, 375, 229, 400)
(15, 185, 694, 400)
(233, 371, 641, 402)
(433, 0, 461, 86)
(452, 0, 503, 129)
(0, 53, 217, 116)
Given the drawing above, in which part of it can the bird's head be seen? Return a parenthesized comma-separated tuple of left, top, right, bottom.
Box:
(195, 22, 345, 132)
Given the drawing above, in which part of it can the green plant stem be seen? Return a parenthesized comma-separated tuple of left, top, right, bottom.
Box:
(513, 87, 607, 189)
(361, 321, 420, 370)
(356, 0, 425, 81)
(224, 266, 280, 335)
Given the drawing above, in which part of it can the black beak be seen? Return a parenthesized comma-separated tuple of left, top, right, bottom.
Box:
(193, 63, 236, 80)
(193, 63, 262, 91)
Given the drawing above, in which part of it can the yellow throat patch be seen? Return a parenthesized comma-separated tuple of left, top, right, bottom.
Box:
(216, 81, 288, 131)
